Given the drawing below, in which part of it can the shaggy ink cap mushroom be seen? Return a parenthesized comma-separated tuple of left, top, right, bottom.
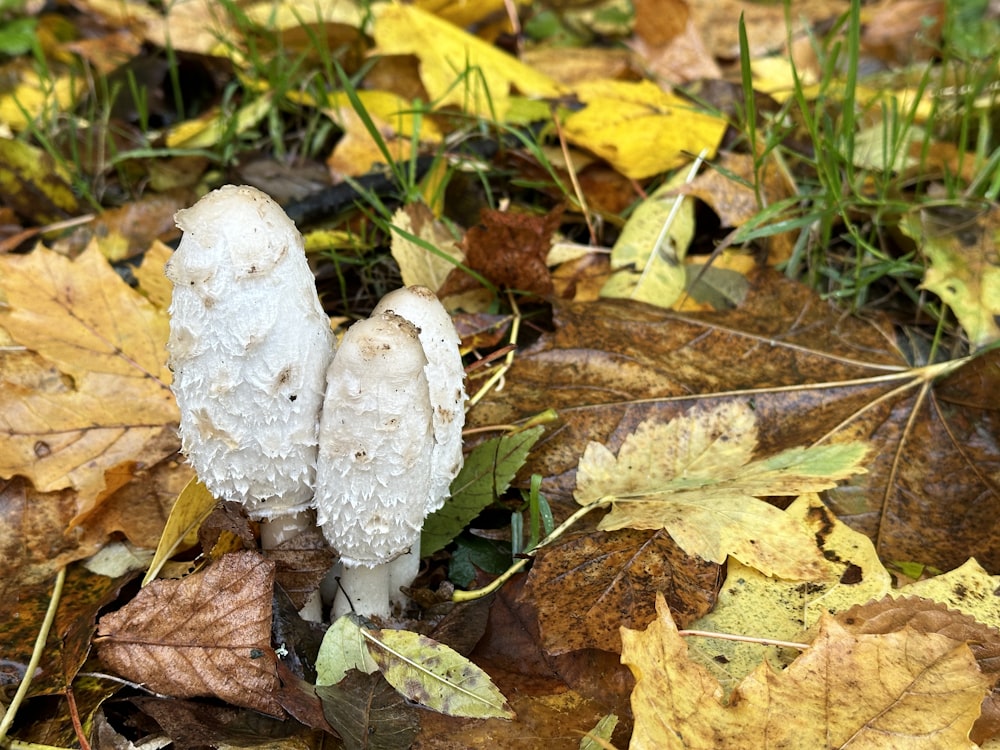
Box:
(166, 185, 335, 528)
(315, 311, 435, 619)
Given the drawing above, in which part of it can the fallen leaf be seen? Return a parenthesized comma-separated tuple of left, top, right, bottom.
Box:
(371, 4, 561, 120)
(365, 627, 514, 719)
(390, 202, 463, 294)
(467, 272, 1000, 571)
(600, 171, 693, 307)
(895, 558, 1000, 630)
(318, 670, 420, 750)
(563, 79, 727, 179)
(575, 401, 867, 579)
(901, 206, 1000, 348)
(523, 528, 720, 655)
(623, 593, 991, 750)
(96, 551, 284, 717)
(450, 206, 562, 297)
(685, 494, 892, 693)
(0, 138, 80, 225)
(837, 595, 1000, 745)
(0, 243, 178, 519)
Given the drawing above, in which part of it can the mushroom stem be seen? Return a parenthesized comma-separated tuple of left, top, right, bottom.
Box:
(332, 564, 392, 620)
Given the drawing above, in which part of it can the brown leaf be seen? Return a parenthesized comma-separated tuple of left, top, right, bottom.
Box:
(267, 524, 337, 611)
(96, 551, 284, 717)
(447, 206, 562, 297)
(523, 529, 720, 655)
(467, 270, 1000, 571)
(837, 596, 1000, 745)
(317, 670, 421, 750)
(0, 243, 178, 519)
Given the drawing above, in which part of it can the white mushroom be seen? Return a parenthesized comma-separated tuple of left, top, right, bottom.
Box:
(370, 286, 467, 599)
(165, 185, 335, 555)
(315, 312, 436, 619)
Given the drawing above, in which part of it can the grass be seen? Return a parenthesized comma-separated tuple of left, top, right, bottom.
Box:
(3, 0, 998, 345)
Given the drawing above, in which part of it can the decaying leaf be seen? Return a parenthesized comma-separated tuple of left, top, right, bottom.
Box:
(600, 170, 693, 307)
(901, 206, 1000, 348)
(623, 593, 992, 750)
(575, 401, 868, 579)
(96, 551, 283, 717)
(390, 202, 463, 294)
(523, 528, 720, 655)
(317, 670, 421, 750)
(685, 494, 892, 692)
(365, 627, 514, 720)
(448, 206, 562, 297)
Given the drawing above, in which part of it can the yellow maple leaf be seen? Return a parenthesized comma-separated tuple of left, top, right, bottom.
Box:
(0, 243, 178, 520)
(574, 401, 868, 579)
(562, 79, 727, 179)
(371, 4, 562, 120)
(623, 594, 990, 750)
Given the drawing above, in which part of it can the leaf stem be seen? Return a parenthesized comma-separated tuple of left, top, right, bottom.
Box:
(0, 567, 66, 744)
(452, 498, 610, 602)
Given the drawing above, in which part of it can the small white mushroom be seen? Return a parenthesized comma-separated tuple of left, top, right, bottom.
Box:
(166, 185, 335, 549)
(315, 312, 436, 619)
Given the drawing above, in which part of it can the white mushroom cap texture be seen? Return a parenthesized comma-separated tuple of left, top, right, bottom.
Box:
(372, 285, 466, 514)
(314, 312, 436, 567)
(166, 185, 335, 520)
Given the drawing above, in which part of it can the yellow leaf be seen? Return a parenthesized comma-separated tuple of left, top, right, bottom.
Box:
(0, 243, 177, 515)
(165, 94, 273, 149)
(372, 4, 562, 119)
(600, 169, 694, 307)
(0, 66, 80, 131)
(896, 558, 1000, 630)
(623, 594, 990, 750)
(563, 79, 727, 179)
(142, 477, 217, 586)
(575, 401, 868, 579)
(685, 495, 892, 693)
(389, 203, 463, 292)
(0, 138, 80, 225)
(900, 209, 1000, 348)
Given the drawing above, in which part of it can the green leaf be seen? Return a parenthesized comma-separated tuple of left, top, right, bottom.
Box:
(364, 628, 514, 719)
(421, 426, 544, 556)
(315, 615, 379, 687)
(449, 535, 512, 587)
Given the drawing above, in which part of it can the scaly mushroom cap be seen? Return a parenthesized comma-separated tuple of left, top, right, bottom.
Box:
(166, 185, 334, 519)
(314, 312, 435, 567)
(372, 286, 466, 513)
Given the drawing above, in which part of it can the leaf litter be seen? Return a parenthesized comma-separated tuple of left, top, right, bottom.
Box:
(1, 0, 999, 747)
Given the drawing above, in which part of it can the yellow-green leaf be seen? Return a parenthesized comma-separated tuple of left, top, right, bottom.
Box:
(364, 627, 514, 719)
(574, 401, 869, 579)
(142, 477, 217, 586)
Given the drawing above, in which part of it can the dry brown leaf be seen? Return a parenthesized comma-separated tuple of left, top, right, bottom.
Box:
(523, 528, 720, 655)
(467, 270, 1000, 571)
(838, 596, 1000, 745)
(623, 593, 992, 749)
(445, 206, 561, 297)
(96, 551, 284, 717)
(0, 243, 178, 519)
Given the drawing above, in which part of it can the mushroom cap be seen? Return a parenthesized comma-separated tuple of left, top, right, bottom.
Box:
(372, 286, 466, 513)
(166, 185, 334, 519)
(314, 312, 435, 567)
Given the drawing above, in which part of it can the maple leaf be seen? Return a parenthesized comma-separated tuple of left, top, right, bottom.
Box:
(574, 401, 868, 579)
(0, 243, 178, 520)
(623, 594, 992, 750)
